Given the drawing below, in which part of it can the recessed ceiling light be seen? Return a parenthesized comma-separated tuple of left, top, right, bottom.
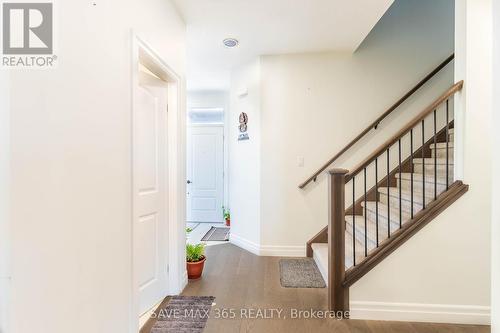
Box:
(223, 38, 239, 48)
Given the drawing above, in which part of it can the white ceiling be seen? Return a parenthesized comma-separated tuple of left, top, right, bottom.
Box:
(172, 0, 394, 92)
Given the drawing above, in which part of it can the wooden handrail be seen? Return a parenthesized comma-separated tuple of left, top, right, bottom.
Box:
(345, 80, 463, 183)
(298, 54, 455, 189)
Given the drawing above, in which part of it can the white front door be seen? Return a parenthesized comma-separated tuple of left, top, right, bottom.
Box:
(133, 69, 169, 315)
(187, 126, 224, 223)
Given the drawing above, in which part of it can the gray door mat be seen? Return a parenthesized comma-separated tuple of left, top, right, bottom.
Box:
(279, 258, 326, 288)
(201, 227, 230, 241)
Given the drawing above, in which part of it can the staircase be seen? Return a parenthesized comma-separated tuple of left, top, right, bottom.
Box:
(300, 55, 469, 314)
(310, 127, 456, 283)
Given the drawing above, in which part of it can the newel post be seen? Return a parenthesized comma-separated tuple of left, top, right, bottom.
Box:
(328, 169, 349, 314)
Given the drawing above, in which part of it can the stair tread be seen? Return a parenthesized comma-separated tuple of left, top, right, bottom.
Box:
(378, 186, 444, 203)
(413, 158, 454, 165)
(344, 215, 394, 236)
(395, 172, 451, 185)
(345, 214, 398, 228)
(361, 201, 412, 220)
(345, 215, 403, 256)
(430, 142, 454, 149)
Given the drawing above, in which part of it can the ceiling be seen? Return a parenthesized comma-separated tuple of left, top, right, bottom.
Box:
(172, 0, 394, 92)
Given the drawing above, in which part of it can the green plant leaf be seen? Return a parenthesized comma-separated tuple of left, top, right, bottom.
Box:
(186, 243, 205, 262)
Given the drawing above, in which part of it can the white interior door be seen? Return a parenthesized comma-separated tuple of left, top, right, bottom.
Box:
(187, 126, 224, 223)
(133, 69, 169, 315)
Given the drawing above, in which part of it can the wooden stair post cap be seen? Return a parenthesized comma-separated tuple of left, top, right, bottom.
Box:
(328, 168, 349, 175)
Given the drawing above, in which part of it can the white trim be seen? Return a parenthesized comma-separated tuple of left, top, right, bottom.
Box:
(229, 233, 305, 257)
(190, 107, 224, 112)
(493, 0, 500, 330)
(130, 32, 185, 333)
(0, 69, 10, 333)
(181, 271, 188, 291)
(350, 301, 490, 325)
(187, 123, 224, 127)
(454, 0, 466, 182)
(260, 245, 306, 257)
(229, 233, 260, 255)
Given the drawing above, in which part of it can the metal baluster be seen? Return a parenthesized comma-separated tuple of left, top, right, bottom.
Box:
(446, 99, 450, 190)
(364, 167, 367, 257)
(398, 139, 402, 228)
(375, 158, 379, 247)
(410, 129, 414, 219)
(386, 148, 390, 238)
(352, 177, 356, 266)
(433, 109, 437, 200)
(421, 119, 426, 209)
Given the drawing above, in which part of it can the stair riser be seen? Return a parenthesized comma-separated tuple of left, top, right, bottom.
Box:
(432, 148, 454, 159)
(345, 245, 369, 267)
(344, 243, 364, 267)
(364, 209, 408, 232)
(346, 221, 389, 253)
(380, 186, 445, 205)
(413, 164, 453, 176)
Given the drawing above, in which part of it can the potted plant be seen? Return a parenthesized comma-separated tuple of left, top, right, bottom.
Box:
(222, 206, 231, 227)
(186, 243, 206, 279)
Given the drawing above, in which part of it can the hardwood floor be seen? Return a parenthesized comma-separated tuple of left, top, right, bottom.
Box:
(144, 243, 490, 333)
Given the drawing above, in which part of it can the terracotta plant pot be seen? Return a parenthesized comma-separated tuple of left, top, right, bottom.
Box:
(225, 218, 230, 227)
(187, 256, 206, 279)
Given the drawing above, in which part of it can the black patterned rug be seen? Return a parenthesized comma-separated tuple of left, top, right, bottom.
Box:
(151, 296, 215, 333)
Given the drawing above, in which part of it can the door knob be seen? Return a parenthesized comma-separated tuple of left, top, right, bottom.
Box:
(187, 180, 192, 184)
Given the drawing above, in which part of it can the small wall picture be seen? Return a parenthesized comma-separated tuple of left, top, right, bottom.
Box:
(238, 112, 249, 141)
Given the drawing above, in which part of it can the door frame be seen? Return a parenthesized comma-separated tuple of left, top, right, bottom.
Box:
(186, 123, 225, 223)
(130, 33, 186, 332)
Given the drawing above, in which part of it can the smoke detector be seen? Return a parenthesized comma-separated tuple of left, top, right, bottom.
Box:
(223, 38, 239, 48)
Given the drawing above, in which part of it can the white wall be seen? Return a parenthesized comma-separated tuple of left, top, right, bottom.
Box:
(492, 0, 500, 330)
(0, 71, 11, 333)
(8, 1, 186, 332)
(228, 59, 262, 252)
(188, 90, 228, 111)
(350, 0, 492, 324)
(258, 0, 454, 251)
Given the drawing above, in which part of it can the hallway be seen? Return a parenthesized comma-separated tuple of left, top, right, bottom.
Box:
(144, 244, 489, 333)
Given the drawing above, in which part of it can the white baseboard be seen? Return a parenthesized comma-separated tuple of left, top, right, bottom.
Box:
(260, 245, 305, 257)
(229, 233, 260, 255)
(350, 301, 490, 325)
(229, 233, 305, 257)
